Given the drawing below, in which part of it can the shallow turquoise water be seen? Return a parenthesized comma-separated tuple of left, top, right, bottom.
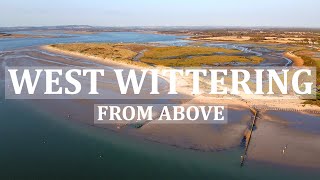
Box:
(0, 100, 318, 179)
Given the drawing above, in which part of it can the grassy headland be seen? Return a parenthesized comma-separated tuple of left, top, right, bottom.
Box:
(49, 43, 149, 66)
(49, 43, 264, 67)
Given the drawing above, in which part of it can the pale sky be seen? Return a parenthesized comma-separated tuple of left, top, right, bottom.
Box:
(1, 0, 319, 27)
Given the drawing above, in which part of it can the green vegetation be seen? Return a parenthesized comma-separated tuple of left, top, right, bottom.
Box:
(140, 46, 263, 66)
(50, 43, 264, 67)
(49, 43, 150, 66)
(281, 47, 320, 106)
(301, 55, 320, 105)
(304, 91, 320, 106)
(141, 55, 263, 66)
(291, 51, 320, 106)
(142, 46, 240, 59)
(295, 53, 320, 85)
(51, 43, 141, 60)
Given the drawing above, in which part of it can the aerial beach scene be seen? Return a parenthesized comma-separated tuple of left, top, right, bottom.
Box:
(1, 0, 320, 179)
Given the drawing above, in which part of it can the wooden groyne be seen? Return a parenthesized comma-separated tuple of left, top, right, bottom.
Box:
(240, 107, 258, 167)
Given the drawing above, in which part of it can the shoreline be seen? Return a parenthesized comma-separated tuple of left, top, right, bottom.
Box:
(284, 51, 304, 66)
(41, 45, 149, 70)
(42, 44, 320, 113)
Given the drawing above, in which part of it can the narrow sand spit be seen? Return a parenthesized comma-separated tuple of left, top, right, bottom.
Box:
(284, 51, 304, 66)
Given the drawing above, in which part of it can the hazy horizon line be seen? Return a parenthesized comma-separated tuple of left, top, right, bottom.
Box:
(1, 24, 320, 29)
